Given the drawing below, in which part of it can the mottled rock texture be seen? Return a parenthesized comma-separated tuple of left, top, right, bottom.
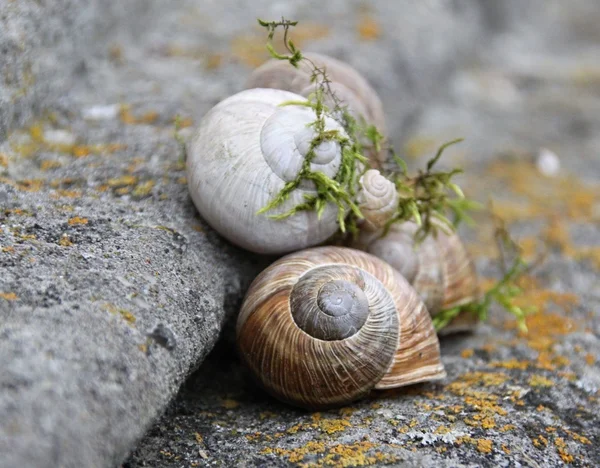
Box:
(1, 1, 599, 467)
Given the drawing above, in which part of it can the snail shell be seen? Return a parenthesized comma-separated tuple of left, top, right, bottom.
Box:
(247, 53, 387, 165)
(187, 88, 350, 254)
(356, 223, 480, 334)
(357, 169, 399, 231)
(237, 246, 446, 409)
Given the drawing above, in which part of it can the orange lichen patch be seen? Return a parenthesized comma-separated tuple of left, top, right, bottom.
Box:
(4, 208, 30, 216)
(554, 437, 574, 463)
(137, 343, 148, 353)
(0, 153, 8, 167)
(542, 216, 583, 259)
(231, 23, 330, 68)
(205, 54, 223, 70)
(489, 200, 539, 223)
(585, 354, 596, 366)
(536, 352, 569, 371)
(518, 236, 540, 260)
(465, 414, 496, 429)
(490, 359, 530, 370)
(40, 160, 62, 171)
(68, 216, 88, 226)
(263, 440, 398, 467)
(529, 375, 554, 388)
(476, 439, 493, 454)
(499, 424, 515, 432)
(119, 105, 160, 125)
(0, 177, 44, 192)
(450, 372, 510, 389)
(0, 292, 18, 301)
(221, 399, 239, 409)
(132, 180, 155, 197)
(102, 302, 135, 325)
(51, 189, 82, 199)
(2, 246, 15, 253)
(456, 437, 494, 455)
(108, 175, 138, 187)
(357, 15, 380, 40)
(461, 349, 474, 358)
(317, 418, 352, 435)
(173, 116, 194, 129)
(532, 434, 548, 448)
(501, 444, 511, 454)
(564, 429, 592, 445)
(59, 235, 73, 247)
(176, 176, 187, 184)
(72, 143, 126, 158)
(487, 159, 600, 223)
(117, 309, 136, 325)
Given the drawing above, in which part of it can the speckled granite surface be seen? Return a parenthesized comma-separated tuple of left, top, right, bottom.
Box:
(1, 1, 598, 466)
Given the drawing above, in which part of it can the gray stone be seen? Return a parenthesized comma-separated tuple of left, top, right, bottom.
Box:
(1, 0, 599, 467)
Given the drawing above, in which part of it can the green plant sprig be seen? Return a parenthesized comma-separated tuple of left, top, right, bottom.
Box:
(432, 211, 542, 332)
(256, 18, 368, 232)
(255, 18, 475, 241)
(383, 138, 482, 243)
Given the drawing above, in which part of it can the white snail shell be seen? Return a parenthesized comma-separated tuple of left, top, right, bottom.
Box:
(237, 246, 446, 409)
(357, 169, 399, 231)
(355, 223, 480, 334)
(247, 53, 387, 165)
(187, 88, 350, 254)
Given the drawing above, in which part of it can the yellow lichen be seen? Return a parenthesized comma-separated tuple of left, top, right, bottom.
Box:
(461, 349, 474, 358)
(0, 292, 18, 301)
(357, 15, 380, 40)
(529, 375, 554, 388)
(108, 175, 138, 187)
(221, 399, 239, 409)
(59, 235, 73, 247)
(476, 439, 493, 454)
(119, 309, 136, 325)
(585, 353, 596, 366)
(132, 180, 155, 197)
(554, 437, 574, 463)
(68, 216, 88, 226)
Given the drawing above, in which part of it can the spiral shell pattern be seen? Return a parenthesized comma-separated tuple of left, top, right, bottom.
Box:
(247, 53, 387, 165)
(237, 247, 445, 409)
(357, 170, 399, 231)
(355, 222, 480, 333)
(187, 88, 348, 254)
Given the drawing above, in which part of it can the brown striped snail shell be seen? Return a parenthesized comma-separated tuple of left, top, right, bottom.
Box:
(355, 223, 480, 334)
(236, 246, 445, 409)
(247, 52, 387, 166)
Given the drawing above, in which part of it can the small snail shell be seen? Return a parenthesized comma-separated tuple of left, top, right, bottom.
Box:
(356, 223, 480, 334)
(247, 53, 387, 165)
(187, 88, 349, 254)
(237, 246, 445, 409)
(357, 169, 399, 231)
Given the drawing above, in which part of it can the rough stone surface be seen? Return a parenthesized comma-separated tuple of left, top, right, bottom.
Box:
(1, 1, 599, 467)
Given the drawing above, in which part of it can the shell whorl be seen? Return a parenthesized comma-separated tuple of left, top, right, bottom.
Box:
(247, 53, 387, 165)
(355, 223, 480, 333)
(236, 246, 445, 409)
(357, 170, 399, 231)
(187, 88, 348, 254)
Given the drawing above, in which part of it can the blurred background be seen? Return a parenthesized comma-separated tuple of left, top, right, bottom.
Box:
(1, 1, 599, 467)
